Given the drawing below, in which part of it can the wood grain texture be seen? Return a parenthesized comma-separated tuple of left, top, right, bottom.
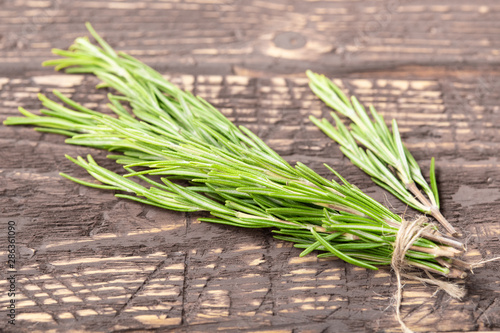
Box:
(1, 0, 500, 332)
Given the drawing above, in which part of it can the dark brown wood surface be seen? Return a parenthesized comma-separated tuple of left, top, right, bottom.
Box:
(1, 0, 500, 332)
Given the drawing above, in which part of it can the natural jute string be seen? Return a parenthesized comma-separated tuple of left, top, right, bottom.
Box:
(391, 216, 466, 333)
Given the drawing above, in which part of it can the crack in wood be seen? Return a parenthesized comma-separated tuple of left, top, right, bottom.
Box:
(475, 298, 498, 326)
(114, 259, 167, 318)
(19, 276, 62, 325)
(180, 252, 188, 325)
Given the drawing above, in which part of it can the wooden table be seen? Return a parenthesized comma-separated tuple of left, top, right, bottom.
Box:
(1, 1, 499, 332)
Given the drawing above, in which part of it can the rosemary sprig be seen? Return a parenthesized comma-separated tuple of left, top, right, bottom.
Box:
(4, 23, 464, 277)
(307, 71, 458, 237)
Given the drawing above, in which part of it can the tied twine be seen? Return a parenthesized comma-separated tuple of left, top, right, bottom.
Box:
(391, 216, 466, 333)
(470, 257, 500, 273)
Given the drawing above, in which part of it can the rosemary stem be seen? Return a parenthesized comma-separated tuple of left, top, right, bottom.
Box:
(450, 258, 473, 271)
(420, 231, 464, 250)
(407, 182, 460, 237)
(410, 245, 461, 258)
(436, 257, 452, 268)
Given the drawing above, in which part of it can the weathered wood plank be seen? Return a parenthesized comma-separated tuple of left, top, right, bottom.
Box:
(1, 73, 499, 332)
(1, 0, 500, 331)
(1, 0, 500, 76)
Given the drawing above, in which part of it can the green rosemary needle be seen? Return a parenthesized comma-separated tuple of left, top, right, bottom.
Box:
(4, 23, 464, 277)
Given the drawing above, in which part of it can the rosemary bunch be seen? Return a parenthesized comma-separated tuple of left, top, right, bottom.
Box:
(307, 71, 458, 237)
(4, 23, 465, 277)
